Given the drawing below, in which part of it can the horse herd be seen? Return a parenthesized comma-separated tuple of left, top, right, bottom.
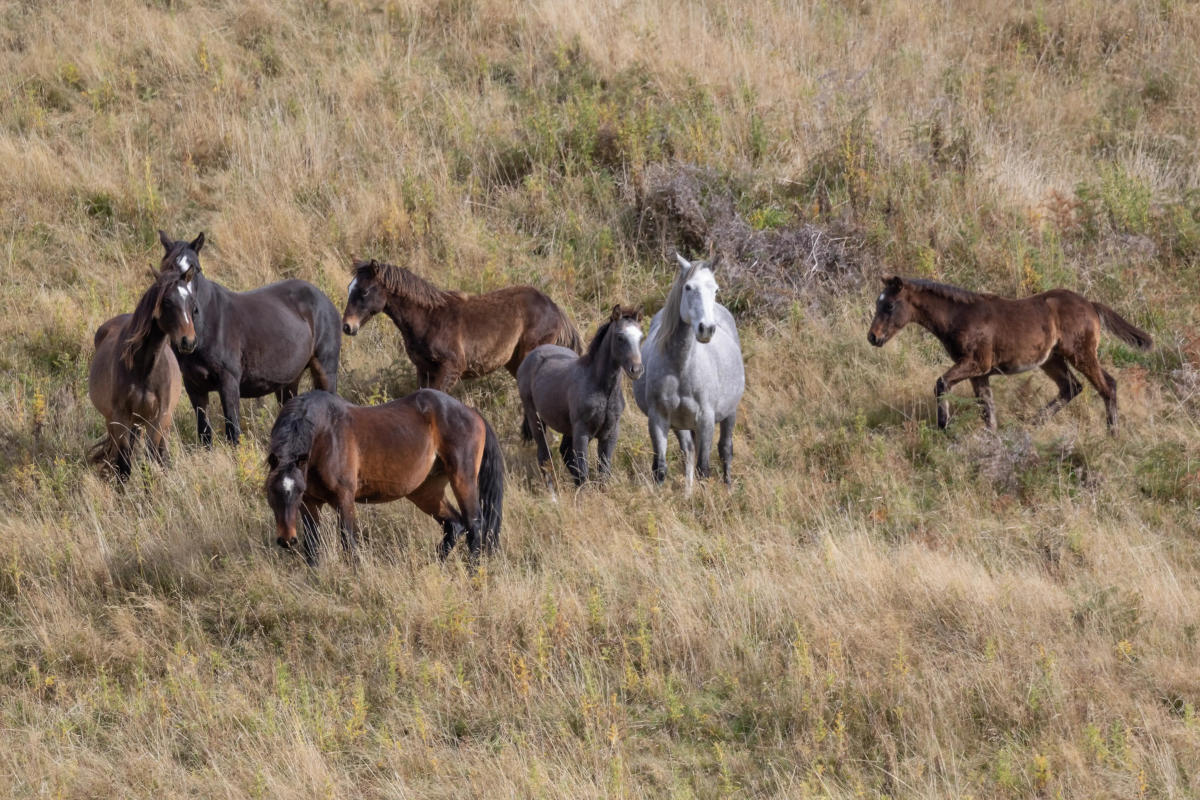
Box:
(87, 230, 1153, 564)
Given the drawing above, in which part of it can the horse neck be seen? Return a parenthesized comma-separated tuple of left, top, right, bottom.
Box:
(585, 327, 624, 395)
(383, 290, 432, 336)
(125, 317, 169, 376)
(907, 289, 963, 342)
(659, 316, 698, 367)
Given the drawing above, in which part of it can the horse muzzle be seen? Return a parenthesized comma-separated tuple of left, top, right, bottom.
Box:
(342, 321, 359, 336)
(696, 323, 716, 343)
(867, 330, 887, 347)
(178, 337, 196, 353)
(627, 363, 645, 380)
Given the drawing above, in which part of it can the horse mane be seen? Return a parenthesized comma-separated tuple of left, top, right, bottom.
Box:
(120, 274, 174, 369)
(903, 278, 989, 304)
(355, 259, 460, 309)
(581, 320, 615, 365)
(653, 260, 703, 351)
(267, 392, 326, 471)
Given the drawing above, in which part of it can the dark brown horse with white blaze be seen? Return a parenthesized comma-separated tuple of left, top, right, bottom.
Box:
(867, 276, 1153, 433)
(157, 231, 342, 447)
(88, 268, 196, 478)
(340, 259, 582, 391)
(264, 389, 504, 565)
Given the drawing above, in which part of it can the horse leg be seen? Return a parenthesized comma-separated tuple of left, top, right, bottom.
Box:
(408, 477, 469, 559)
(718, 413, 736, 486)
(275, 380, 300, 406)
(969, 376, 997, 430)
(570, 424, 591, 486)
(429, 362, 461, 392)
(187, 387, 213, 448)
(647, 412, 669, 485)
(694, 415, 715, 481)
(1065, 349, 1120, 434)
(676, 429, 695, 496)
(530, 414, 557, 498)
(217, 375, 242, 446)
(110, 421, 134, 481)
(300, 500, 322, 566)
(335, 490, 360, 564)
(935, 360, 985, 430)
(446, 466, 483, 563)
(146, 420, 170, 467)
(1036, 354, 1083, 423)
(596, 426, 618, 483)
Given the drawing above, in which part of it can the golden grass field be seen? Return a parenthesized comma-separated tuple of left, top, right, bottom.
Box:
(2, 0, 1199, 796)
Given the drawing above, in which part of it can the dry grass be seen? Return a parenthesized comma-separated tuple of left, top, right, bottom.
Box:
(2, 0, 1200, 797)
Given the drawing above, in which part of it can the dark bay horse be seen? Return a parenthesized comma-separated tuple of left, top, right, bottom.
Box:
(518, 304, 644, 493)
(264, 389, 504, 564)
(340, 258, 582, 391)
(868, 276, 1153, 433)
(157, 231, 342, 446)
(88, 268, 195, 478)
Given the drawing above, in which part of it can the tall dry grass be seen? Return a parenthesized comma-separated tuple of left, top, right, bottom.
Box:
(2, 0, 1199, 797)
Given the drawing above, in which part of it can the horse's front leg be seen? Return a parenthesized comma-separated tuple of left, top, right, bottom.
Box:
(216, 375, 242, 445)
(694, 414, 715, 481)
(596, 424, 619, 483)
(429, 361, 461, 392)
(969, 376, 996, 430)
(675, 429, 696, 496)
(718, 413, 736, 486)
(570, 425, 592, 486)
(335, 490, 360, 565)
(186, 386, 213, 448)
(935, 360, 985, 430)
(647, 411, 669, 484)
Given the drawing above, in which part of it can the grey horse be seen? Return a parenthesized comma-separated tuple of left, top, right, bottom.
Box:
(633, 254, 745, 492)
(518, 304, 645, 496)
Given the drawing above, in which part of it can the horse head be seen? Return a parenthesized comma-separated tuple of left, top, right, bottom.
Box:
(158, 230, 205, 277)
(342, 259, 386, 335)
(265, 452, 308, 548)
(609, 303, 645, 379)
(676, 253, 720, 343)
(867, 276, 912, 347)
(156, 269, 199, 353)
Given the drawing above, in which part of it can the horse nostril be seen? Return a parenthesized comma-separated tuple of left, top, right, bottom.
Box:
(343, 322, 357, 336)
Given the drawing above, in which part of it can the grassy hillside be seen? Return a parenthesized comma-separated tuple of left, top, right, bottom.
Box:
(2, 0, 1199, 796)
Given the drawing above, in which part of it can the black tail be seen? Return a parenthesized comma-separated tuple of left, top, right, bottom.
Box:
(1093, 302, 1153, 351)
(553, 306, 584, 354)
(477, 417, 505, 551)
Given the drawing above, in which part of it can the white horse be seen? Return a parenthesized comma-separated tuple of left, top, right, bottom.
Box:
(633, 254, 745, 492)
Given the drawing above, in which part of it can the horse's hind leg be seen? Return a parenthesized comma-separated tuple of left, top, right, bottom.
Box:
(409, 477, 467, 559)
(1065, 349, 1119, 433)
(1036, 355, 1082, 423)
(446, 468, 483, 562)
(335, 490, 360, 564)
(718, 413, 736, 486)
(969, 376, 997, 430)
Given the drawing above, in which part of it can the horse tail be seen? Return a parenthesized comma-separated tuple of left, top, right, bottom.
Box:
(551, 304, 584, 354)
(1093, 301, 1153, 351)
(476, 416, 505, 551)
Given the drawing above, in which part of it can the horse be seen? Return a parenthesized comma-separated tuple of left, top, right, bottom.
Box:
(88, 268, 195, 478)
(264, 389, 504, 565)
(867, 275, 1154, 433)
(340, 258, 582, 391)
(633, 254, 745, 493)
(157, 231, 342, 447)
(517, 304, 644, 494)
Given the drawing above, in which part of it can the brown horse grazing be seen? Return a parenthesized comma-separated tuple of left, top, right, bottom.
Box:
(264, 389, 504, 565)
(88, 268, 197, 478)
(340, 258, 582, 391)
(868, 276, 1153, 433)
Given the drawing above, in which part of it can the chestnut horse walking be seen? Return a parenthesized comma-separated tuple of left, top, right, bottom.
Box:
(264, 389, 504, 565)
(340, 259, 582, 391)
(158, 231, 342, 447)
(868, 276, 1153, 433)
(88, 268, 196, 478)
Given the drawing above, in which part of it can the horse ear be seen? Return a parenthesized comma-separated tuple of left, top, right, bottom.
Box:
(158, 230, 173, 252)
(610, 304, 622, 321)
(883, 275, 902, 291)
(708, 253, 722, 272)
(675, 252, 691, 272)
(189, 232, 205, 253)
(634, 304, 644, 321)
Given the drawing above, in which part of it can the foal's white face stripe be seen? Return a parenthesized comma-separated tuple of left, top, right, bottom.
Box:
(178, 285, 190, 300)
(282, 476, 295, 494)
(348, 277, 358, 296)
(177, 255, 191, 273)
(620, 321, 643, 348)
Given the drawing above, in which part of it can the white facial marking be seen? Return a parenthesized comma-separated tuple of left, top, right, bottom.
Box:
(177, 255, 191, 274)
(878, 293, 886, 303)
(282, 476, 295, 494)
(178, 285, 190, 300)
(348, 277, 358, 296)
(621, 321, 643, 347)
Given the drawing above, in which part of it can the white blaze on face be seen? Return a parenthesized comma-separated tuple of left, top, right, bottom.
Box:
(177, 255, 191, 274)
(620, 320, 644, 348)
(177, 285, 191, 323)
(348, 277, 358, 297)
(878, 292, 886, 303)
(282, 476, 295, 494)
